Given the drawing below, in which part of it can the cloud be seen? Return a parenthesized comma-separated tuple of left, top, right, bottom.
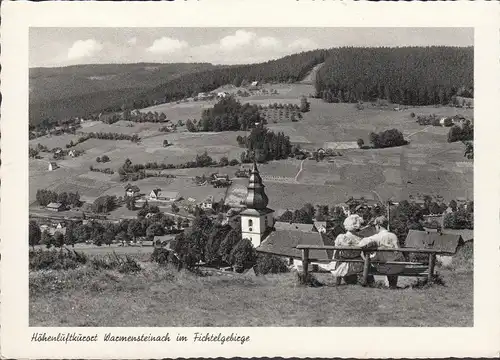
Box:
(288, 38, 318, 51)
(219, 30, 256, 50)
(67, 39, 103, 60)
(256, 36, 282, 49)
(146, 37, 188, 54)
(127, 37, 138, 46)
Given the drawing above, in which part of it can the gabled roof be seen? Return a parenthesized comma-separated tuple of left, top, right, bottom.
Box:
(313, 221, 327, 229)
(430, 228, 473, 242)
(158, 191, 179, 199)
(274, 221, 315, 232)
(257, 230, 334, 260)
(46, 202, 63, 208)
(405, 229, 464, 254)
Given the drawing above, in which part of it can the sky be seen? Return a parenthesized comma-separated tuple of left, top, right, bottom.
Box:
(29, 27, 473, 68)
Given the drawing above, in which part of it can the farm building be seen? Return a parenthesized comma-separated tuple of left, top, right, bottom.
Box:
(125, 185, 141, 198)
(313, 221, 327, 233)
(48, 162, 59, 171)
(217, 91, 229, 99)
(149, 189, 180, 202)
(200, 196, 214, 210)
(46, 202, 64, 212)
(250, 81, 259, 87)
(68, 150, 76, 157)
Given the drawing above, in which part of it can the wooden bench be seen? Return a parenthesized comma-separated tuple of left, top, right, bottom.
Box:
(296, 245, 452, 286)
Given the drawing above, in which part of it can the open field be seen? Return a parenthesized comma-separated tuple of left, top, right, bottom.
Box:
(30, 81, 473, 210)
(30, 262, 472, 327)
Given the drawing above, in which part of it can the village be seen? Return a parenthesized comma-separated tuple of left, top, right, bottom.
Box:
(26, 28, 476, 328)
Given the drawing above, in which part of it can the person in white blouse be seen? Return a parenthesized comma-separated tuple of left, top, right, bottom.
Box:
(358, 216, 405, 289)
(329, 214, 365, 285)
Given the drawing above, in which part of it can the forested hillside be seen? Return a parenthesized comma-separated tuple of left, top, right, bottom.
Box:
(314, 47, 473, 105)
(127, 49, 331, 109)
(30, 62, 215, 103)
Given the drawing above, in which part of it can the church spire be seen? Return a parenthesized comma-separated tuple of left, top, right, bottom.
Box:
(244, 160, 269, 209)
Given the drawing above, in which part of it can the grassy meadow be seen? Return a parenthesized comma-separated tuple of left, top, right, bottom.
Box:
(29, 243, 473, 327)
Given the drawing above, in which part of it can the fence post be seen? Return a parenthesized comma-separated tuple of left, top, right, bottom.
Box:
(362, 251, 371, 286)
(302, 248, 309, 281)
(427, 253, 436, 282)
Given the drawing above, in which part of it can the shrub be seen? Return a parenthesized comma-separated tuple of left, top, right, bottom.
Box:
(369, 129, 407, 148)
(254, 254, 289, 275)
(29, 249, 88, 271)
(101, 155, 110, 163)
(229, 239, 257, 273)
(150, 247, 173, 266)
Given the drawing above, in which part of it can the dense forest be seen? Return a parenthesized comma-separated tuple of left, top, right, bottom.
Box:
(238, 126, 292, 163)
(30, 47, 473, 125)
(314, 47, 473, 106)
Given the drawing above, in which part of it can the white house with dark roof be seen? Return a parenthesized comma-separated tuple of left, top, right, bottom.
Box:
(46, 202, 64, 212)
(48, 162, 59, 171)
(149, 189, 180, 202)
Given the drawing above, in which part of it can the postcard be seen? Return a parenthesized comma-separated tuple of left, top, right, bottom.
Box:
(1, 0, 500, 358)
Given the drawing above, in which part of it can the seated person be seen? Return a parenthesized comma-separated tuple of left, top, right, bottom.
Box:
(358, 216, 405, 289)
(328, 214, 365, 285)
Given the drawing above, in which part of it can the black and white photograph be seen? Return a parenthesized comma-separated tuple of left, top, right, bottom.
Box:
(1, 1, 499, 358)
(28, 27, 474, 327)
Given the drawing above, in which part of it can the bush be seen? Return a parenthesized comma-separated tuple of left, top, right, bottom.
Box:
(29, 249, 88, 271)
(254, 254, 289, 275)
(150, 247, 176, 266)
(90, 253, 142, 273)
(369, 129, 407, 149)
(101, 155, 110, 163)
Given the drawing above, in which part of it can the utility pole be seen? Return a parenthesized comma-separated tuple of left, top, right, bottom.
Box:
(386, 200, 391, 231)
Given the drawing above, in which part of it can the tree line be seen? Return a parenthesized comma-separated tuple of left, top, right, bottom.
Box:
(36, 189, 81, 207)
(315, 46, 473, 106)
(237, 126, 292, 163)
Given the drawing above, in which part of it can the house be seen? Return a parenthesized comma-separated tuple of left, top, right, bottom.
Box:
(46, 202, 64, 212)
(48, 162, 59, 171)
(404, 229, 464, 254)
(125, 185, 140, 198)
(149, 189, 180, 202)
(200, 196, 214, 210)
(250, 81, 259, 87)
(153, 234, 176, 247)
(68, 150, 76, 157)
(273, 221, 315, 232)
(317, 148, 326, 156)
(217, 91, 229, 99)
(313, 221, 327, 233)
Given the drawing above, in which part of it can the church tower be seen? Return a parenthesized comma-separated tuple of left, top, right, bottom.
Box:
(240, 161, 275, 247)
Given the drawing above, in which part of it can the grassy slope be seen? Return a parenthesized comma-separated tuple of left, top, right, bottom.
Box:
(30, 245, 473, 327)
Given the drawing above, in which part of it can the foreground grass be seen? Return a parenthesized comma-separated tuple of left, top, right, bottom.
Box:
(30, 262, 472, 327)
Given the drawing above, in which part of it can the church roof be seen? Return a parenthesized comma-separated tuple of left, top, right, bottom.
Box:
(244, 161, 269, 210)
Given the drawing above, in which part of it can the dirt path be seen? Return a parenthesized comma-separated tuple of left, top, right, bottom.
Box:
(405, 126, 431, 139)
(298, 62, 324, 84)
(294, 159, 306, 182)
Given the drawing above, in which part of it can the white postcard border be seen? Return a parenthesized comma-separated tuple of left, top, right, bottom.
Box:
(1, 0, 500, 358)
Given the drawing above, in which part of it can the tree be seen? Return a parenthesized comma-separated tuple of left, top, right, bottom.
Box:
(127, 220, 144, 243)
(64, 222, 75, 247)
(53, 232, 65, 248)
(229, 239, 256, 272)
(300, 96, 310, 112)
(96, 157, 101, 163)
(357, 138, 364, 148)
(29, 220, 41, 250)
(279, 210, 293, 222)
(369, 129, 406, 149)
(116, 231, 131, 246)
(218, 156, 229, 167)
(146, 223, 165, 239)
(463, 141, 473, 159)
(163, 139, 169, 147)
(101, 155, 110, 163)
(449, 200, 458, 212)
(171, 203, 180, 213)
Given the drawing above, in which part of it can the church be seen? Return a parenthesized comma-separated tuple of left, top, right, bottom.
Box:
(240, 161, 340, 264)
